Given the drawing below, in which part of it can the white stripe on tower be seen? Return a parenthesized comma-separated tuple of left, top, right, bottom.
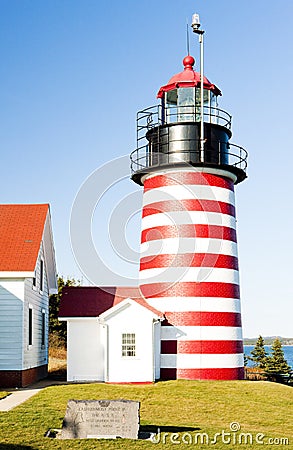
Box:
(139, 169, 244, 380)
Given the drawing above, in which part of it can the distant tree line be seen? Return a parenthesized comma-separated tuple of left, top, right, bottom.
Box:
(49, 276, 79, 347)
(246, 335, 291, 375)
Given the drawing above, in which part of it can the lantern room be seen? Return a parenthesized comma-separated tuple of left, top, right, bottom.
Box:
(130, 55, 247, 185)
(158, 55, 221, 124)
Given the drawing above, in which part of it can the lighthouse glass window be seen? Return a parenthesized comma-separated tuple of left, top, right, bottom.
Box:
(178, 87, 196, 121)
(195, 88, 210, 121)
(165, 89, 177, 123)
(122, 333, 136, 357)
(210, 92, 219, 124)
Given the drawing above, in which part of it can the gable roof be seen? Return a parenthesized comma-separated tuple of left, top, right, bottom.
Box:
(0, 204, 48, 271)
(99, 297, 162, 321)
(0, 204, 57, 292)
(59, 286, 164, 319)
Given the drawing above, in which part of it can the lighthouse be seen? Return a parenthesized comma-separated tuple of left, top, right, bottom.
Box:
(130, 18, 247, 380)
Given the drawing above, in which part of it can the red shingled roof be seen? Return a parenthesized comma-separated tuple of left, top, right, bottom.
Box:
(0, 204, 49, 272)
(59, 286, 164, 318)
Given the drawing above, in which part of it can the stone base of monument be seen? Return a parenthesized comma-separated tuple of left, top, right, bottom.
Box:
(45, 429, 155, 441)
(56, 399, 140, 440)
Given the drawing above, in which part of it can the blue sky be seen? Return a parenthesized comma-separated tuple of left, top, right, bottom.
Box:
(0, 0, 292, 337)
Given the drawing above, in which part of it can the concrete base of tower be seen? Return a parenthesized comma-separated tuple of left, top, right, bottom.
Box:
(160, 367, 245, 381)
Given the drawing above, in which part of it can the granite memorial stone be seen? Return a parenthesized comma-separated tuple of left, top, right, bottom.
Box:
(59, 399, 140, 439)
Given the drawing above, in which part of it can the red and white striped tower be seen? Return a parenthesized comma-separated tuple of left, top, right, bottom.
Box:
(130, 49, 247, 379)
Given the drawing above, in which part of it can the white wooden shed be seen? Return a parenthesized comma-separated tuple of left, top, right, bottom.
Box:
(0, 204, 57, 387)
(59, 286, 164, 383)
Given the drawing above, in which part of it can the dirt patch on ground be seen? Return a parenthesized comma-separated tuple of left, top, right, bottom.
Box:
(48, 346, 67, 381)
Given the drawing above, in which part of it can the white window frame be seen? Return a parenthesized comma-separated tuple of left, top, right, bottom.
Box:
(121, 333, 136, 358)
(28, 305, 33, 348)
(39, 259, 44, 293)
(32, 272, 37, 290)
(41, 308, 46, 348)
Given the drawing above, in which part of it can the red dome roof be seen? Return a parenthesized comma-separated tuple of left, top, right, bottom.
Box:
(157, 55, 221, 98)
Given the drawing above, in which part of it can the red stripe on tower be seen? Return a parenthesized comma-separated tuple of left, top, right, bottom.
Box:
(161, 340, 244, 354)
(140, 253, 239, 271)
(141, 224, 237, 243)
(143, 172, 235, 191)
(163, 311, 242, 327)
(142, 199, 236, 217)
(140, 282, 240, 299)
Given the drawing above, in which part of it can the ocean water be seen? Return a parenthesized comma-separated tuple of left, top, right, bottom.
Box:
(244, 345, 293, 370)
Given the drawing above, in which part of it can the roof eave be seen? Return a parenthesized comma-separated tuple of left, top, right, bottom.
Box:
(59, 316, 98, 321)
(100, 297, 163, 321)
(157, 82, 222, 98)
(0, 271, 35, 278)
(42, 208, 58, 292)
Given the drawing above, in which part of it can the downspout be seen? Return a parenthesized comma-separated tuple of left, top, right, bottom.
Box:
(152, 317, 164, 381)
(98, 318, 108, 382)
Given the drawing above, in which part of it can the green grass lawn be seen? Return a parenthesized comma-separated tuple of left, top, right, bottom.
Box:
(0, 392, 8, 400)
(0, 380, 292, 449)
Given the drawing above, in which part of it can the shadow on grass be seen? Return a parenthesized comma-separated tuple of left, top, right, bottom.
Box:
(0, 445, 37, 449)
(47, 369, 67, 382)
(140, 425, 201, 433)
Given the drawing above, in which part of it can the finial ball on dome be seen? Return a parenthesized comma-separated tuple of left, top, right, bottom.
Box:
(183, 55, 195, 69)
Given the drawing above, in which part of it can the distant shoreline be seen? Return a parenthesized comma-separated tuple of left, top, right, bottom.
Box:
(243, 337, 293, 346)
(244, 343, 293, 346)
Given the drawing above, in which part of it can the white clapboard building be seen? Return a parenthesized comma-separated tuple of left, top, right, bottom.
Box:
(0, 204, 57, 387)
(59, 287, 164, 383)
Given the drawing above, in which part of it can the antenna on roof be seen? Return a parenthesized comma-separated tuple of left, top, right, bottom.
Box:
(186, 20, 190, 55)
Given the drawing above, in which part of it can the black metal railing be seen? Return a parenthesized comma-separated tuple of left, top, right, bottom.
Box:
(130, 140, 248, 175)
(137, 104, 232, 150)
(131, 103, 247, 179)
